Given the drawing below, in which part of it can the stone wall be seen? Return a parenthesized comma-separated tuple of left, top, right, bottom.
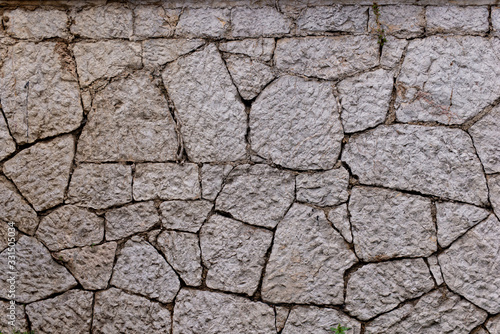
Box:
(0, 1, 499, 333)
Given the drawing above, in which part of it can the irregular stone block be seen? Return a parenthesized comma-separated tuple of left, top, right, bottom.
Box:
(71, 4, 133, 39)
(3, 8, 69, 40)
(219, 38, 275, 61)
(0, 176, 38, 235)
(231, 7, 291, 37)
(0, 115, 15, 161)
(369, 5, 425, 38)
(427, 255, 444, 285)
(175, 8, 230, 38)
(380, 36, 408, 68)
(297, 5, 367, 33)
(426, 6, 489, 34)
(105, 202, 159, 240)
(200, 164, 233, 201)
(282, 306, 361, 334)
(160, 200, 212, 233)
(143, 38, 204, 66)
(0, 300, 28, 332)
(469, 105, 500, 174)
(489, 174, 500, 218)
(224, 54, 274, 100)
(133, 6, 178, 38)
(486, 314, 500, 334)
(296, 167, 349, 206)
(327, 204, 353, 243)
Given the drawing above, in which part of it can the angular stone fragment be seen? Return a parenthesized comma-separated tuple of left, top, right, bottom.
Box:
(275, 307, 290, 332)
(0, 42, 83, 144)
(369, 5, 425, 38)
(469, 105, 500, 174)
(0, 115, 15, 161)
(3, 8, 69, 40)
(3, 135, 74, 211)
(26, 290, 93, 334)
(219, 38, 275, 61)
(275, 36, 378, 80)
(327, 204, 352, 243)
(296, 167, 349, 206)
(143, 38, 204, 66)
(486, 314, 500, 334)
(427, 255, 444, 285)
(93, 288, 171, 334)
(105, 202, 159, 240)
(349, 186, 436, 261)
(282, 306, 361, 334)
(489, 174, 500, 218)
(231, 7, 291, 37)
(346, 259, 434, 320)
(439, 214, 500, 313)
(173, 289, 275, 334)
(366, 288, 488, 334)
(436, 201, 490, 248)
(133, 6, 179, 38)
(224, 55, 274, 100)
(200, 214, 273, 295)
(0, 236, 76, 303)
(426, 6, 489, 34)
(297, 5, 367, 33)
(71, 4, 133, 39)
(493, 7, 500, 37)
(0, 301, 28, 332)
(216, 164, 294, 228)
(0, 176, 38, 235)
(67, 164, 132, 209)
(201, 164, 233, 201)
(110, 239, 180, 303)
(262, 204, 357, 304)
(343, 125, 489, 205)
(37, 205, 104, 252)
(380, 36, 408, 68)
(175, 8, 229, 38)
(163, 44, 247, 162)
(54, 242, 116, 290)
(160, 200, 212, 232)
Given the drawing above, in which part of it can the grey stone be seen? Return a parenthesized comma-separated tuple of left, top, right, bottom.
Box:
(0, 176, 38, 235)
(67, 163, 132, 209)
(346, 259, 434, 320)
(493, 7, 500, 37)
(380, 36, 408, 68)
(327, 204, 353, 243)
(282, 306, 361, 334)
(427, 255, 444, 285)
(173, 289, 275, 334)
(216, 164, 294, 228)
(349, 186, 436, 261)
(297, 5, 367, 33)
(426, 6, 489, 34)
(71, 4, 133, 39)
(37, 205, 104, 252)
(160, 200, 212, 233)
(3, 8, 69, 40)
(489, 174, 500, 218)
(296, 167, 349, 206)
(275, 36, 379, 80)
(26, 290, 93, 334)
(201, 164, 233, 201)
(219, 38, 275, 61)
(105, 202, 159, 240)
(469, 105, 500, 174)
(143, 38, 205, 66)
(486, 314, 500, 334)
(231, 7, 291, 37)
(250, 76, 343, 170)
(366, 288, 488, 334)
(110, 239, 180, 303)
(436, 201, 490, 248)
(0, 115, 15, 161)
(275, 307, 290, 332)
(93, 288, 171, 334)
(133, 6, 179, 38)
(54, 242, 117, 290)
(262, 203, 357, 305)
(369, 5, 425, 38)
(439, 214, 500, 313)
(0, 236, 76, 303)
(338, 69, 393, 133)
(163, 44, 247, 162)
(0, 300, 28, 332)
(175, 8, 230, 38)
(3, 135, 74, 211)
(343, 125, 489, 205)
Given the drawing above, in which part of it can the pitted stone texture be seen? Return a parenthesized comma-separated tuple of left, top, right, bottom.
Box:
(157, 230, 202, 286)
(71, 4, 133, 39)
(67, 164, 132, 209)
(73, 41, 142, 87)
(486, 314, 500, 334)
(163, 44, 247, 162)
(275, 307, 290, 332)
(426, 6, 489, 34)
(0, 115, 15, 161)
(3, 8, 69, 40)
(54, 242, 116, 290)
(143, 38, 204, 66)
(0, 301, 28, 332)
(338, 69, 393, 133)
(216, 164, 294, 228)
(343, 125, 489, 205)
(0, 42, 83, 144)
(436, 201, 490, 248)
(134, 6, 179, 38)
(349, 186, 436, 261)
(201, 164, 233, 201)
(275, 36, 378, 80)
(105, 202, 159, 240)
(346, 259, 434, 320)
(250, 76, 343, 170)
(489, 174, 500, 218)
(231, 7, 291, 37)
(427, 255, 444, 285)
(369, 5, 425, 38)
(26, 290, 93, 334)
(327, 204, 353, 243)
(262, 203, 357, 305)
(396, 37, 500, 125)
(200, 215, 273, 295)
(93, 288, 171, 334)
(297, 5, 367, 33)
(493, 7, 500, 37)
(296, 167, 349, 206)
(381, 36, 408, 68)
(224, 55, 274, 100)
(282, 306, 361, 334)
(0, 176, 38, 235)
(439, 214, 500, 313)
(173, 289, 275, 334)
(219, 38, 275, 61)
(160, 200, 212, 233)
(0, 236, 76, 303)
(37, 205, 104, 252)
(469, 105, 500, 174)
(175, 8, 229, 38)
(3, 135, 74, 211)
(366, 288, 488, 334)
(133, 163, 200, 201)
(110, 239, 180, 303)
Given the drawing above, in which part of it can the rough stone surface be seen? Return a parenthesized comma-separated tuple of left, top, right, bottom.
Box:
(0, 301, 28, 332)
(369, 5, 425, 38)
(426, 6, 489, 34)
(0, 115, 16, 161)
(0, 176, 38, 235)
(380, 36, 408, 68)
(219, 38, 275, 61)
(486, 314, 500, 334)
(469, 105, 500, 174)
(71, 4, 133, 39)
(262, 203, 357, 304)
(327, 204, 353, 243)
(343, 125, 489, 205)
(143, 38, 204, 66)
(216, 164, 294, 228)
(489, 174, 500, 218)
(160, 200, 212, 232)
(200, 164, 233, 201)
(3, 8, 68, 40)
(282, 306, 361, 334)
(428, 255, 444, 285)
(224, 54, 274, 100)
(296, 167, 349, 206)
(173, 289, 275, 334)
(105, 201, 159, 240)
(175, 8, 230, 38)
(231, 7, 291, 37)
(297, 5, 367, 33)
(133, 6, 178, 38)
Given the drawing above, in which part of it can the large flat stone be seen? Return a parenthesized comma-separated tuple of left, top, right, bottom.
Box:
(231, 6, 291, 37)
(0, 114, 15, 161)
(0, 175, 38, 235)
(469, 104, 500, 174)
(105, 201, 159, 240)
(296, 167, 349, 206)
(297, 5, 367, 33)
(160, 200, 212, 233)
(3, 8, 69, 40)
(426, 6, 489, 34)
(71, 4, 133, 39)
(143, 38, 204, 66)
(282, 306, 361, 334)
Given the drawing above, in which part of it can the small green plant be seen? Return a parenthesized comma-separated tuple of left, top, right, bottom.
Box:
(330, 324, 351, 334)
(372, 2, 387, 46)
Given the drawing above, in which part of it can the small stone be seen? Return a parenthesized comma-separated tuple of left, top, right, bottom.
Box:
(327, 204, 353, 243)
(26, 290, 93, 334)
(426, 6, 489, 35)
(67, 164, 132, 209)
(105, 202, 159, 240)
(3, 135, 74, 211)
(201, 164, 233, 201)
(173, 289, 275, 334)
(36, 205, 104, 252)
(93, 288, 171, 334)
(54, 242, 117, 290)
(216, 164, 294, 228)
(133, 6, 179, 38)
(71, 4, 133, 39)
(219, 38, 275, 61)
(0, 176, 38, 235)
(493, 7, 500, 37)
(262, 203, 357, 305)
(346, 259, 434, 320)
(275, 307, 290, 332)
(224, 55, 275, 100)
(143, 38, 205, 66)
(436, 201, 490, 248)
(282, 306, 361, 334)
(296, 167, 349, 206)
(297, 5, 367, 33)
(175, 8, 229, 38)
(231, 7, 291, 37)
(0, 115, 15, 161)
(469, 105, 500, 174)
(489, 174, 500, 218)
(349, 186, 436, 261)
(486, 314, 500, 334)
(110, 239, 180, 303)
(3, 8, 69, 40)
(380, 36, 408, 68)
(369, 5, 425, 38)
(0, 301, 28, 332)
(427, 255, 444, 285)
(160, 200, 212, 233)
(157, 230, 202, 286)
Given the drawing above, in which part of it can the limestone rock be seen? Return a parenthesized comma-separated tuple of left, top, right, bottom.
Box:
(219, 38, 275, 61)
(0, 301, 28, 332)
(0, 115, 15, 161)
(343, 125, 489, 205)
(175, 8, 229, 38)
(296, 167, 349, 206)
(282, 306, 361, 334)
(427, 255, 444, 286)
(262, 203, 357, 304)
(486, 314, 500, 334)
(426, 6, 489, 34)
(133, 6, 178, 38)
(327, 204, 353, 243)
(380, 36, 408, 68)
(231, 7, 291, 37)
(349, 186, 436, 261)
(297, 5, 367, 33)
(493, 7, 500, 37)
(469, 105, 500, 174)
(160, 200, 212, 233)
(163, 44, 247, 162)
(216, 164, 294, 228)
(369, 5, 425, 38)
(105, 201, 159, 240)
(143, 38, 204, 66)
(201, 164, 233, 201)
(3, 8, 69, 40)
(275, 307, 290, 332)
(71, 4, 133, 39)
(489, 174, 500, 218)
(3, 135, 74, 211)
(0, 176, 38, 235)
